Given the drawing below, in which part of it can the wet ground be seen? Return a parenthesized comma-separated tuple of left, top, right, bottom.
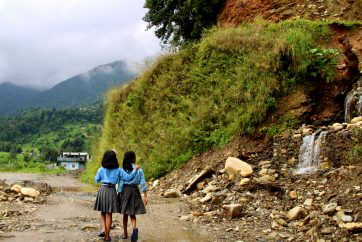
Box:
(0, 172, 214, 242)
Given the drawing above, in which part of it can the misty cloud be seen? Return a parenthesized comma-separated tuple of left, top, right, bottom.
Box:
(0, 0, 161, 89)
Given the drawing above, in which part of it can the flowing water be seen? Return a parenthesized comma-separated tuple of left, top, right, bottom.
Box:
(345, 95, 354, 123)
(358, 95, 362, 116)
(296, 131, 328, 174)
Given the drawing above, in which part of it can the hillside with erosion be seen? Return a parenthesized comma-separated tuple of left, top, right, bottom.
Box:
(81, 3, 362, 241)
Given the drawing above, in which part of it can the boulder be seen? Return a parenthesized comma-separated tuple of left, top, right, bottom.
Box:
(163, 189, 181, 198)
(200, 193, 213, 203)
(196, 180, 206, 190)
(289, 191, 297, 200)
(222, 204, 243, 219)
(20, 188, 40, 198)
(11, 185, 22, 193)
(323, 203, 337, 215)
(211, 197, 223, 205)
(225, 157, 253, 178)
(351, 117, 362, 123)
(239, 178, 250, 186)
(339, 222, 362, 232)
(356, 121, 362, 127)
(287, 206, 308, 221)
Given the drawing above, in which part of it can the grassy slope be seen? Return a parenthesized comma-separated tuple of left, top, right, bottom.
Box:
(83, 19, 344, 182)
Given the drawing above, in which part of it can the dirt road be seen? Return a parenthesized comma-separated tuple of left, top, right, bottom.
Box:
(0, 172, 215, 242)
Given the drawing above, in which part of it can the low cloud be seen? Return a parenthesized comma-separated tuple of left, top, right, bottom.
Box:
(0, 0, 161, 89)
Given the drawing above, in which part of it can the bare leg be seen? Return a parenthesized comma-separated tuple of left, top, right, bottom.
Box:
(123, 214, 129, 238)
(130, 215, 136, 230)
(100, 212, 106, 233)
(105, 212, 112, 240)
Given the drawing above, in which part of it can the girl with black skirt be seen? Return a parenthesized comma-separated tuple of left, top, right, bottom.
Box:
(93, 149, 140, 242)
(118, 151, 148, 242)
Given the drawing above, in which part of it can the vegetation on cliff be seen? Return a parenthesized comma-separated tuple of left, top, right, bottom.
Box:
(83, 19, 345, 182)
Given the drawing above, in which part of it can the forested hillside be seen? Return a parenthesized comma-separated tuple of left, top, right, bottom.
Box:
(0, 83, 40, 115)
(3, 60, 135, 115)
(0, 102, 103, 156)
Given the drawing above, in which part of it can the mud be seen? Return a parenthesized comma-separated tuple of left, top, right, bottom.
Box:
(0, 173, 214, 242)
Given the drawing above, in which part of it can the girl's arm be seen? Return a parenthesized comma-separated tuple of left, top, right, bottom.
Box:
(119, 168, 137, 181)
(143, 191, 148, 205)
(94, 168, 102, 183)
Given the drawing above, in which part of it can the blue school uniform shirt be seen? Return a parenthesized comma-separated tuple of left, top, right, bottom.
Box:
(118, 163, 148, 192)
(94, 167, 137, 185)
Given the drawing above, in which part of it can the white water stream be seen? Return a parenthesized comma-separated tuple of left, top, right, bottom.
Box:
(345, 95, 354, 123)
(296, 131, 328, 174)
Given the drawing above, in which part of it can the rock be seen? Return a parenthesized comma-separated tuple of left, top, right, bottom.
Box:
(320, 178, 328, 184)
(225, 157, 253, 178)
(23, 197, 34, 202)
(211, 197, 223, 205)
(179, 215, 190, 221)
(196, 180, 206, 190)
(238, 198, 248, 204)
(11, 185, 21, 193)
(259, 161, 271, 167)
(351, 117, 362, 123)
(319, 162, 330, 169)
(303, 128, 313, 135)
(164, 189, 181, 198)
(356, 121, 362, 127)
(20, 188, 40, 198)
(239, 178, 250, 186)
(222, 204, 243, 219)
(334, 125, 343, 131)
(323, 203, 337, 215)
(278, 218, 288, 227)
(289, 191, 297, 200)
(258, 169, 268, 176)
(0, 195, 7, 201)
(152, 180, 159, 188)
(287, 206, 308, 221)
(200, 193, 213, 203)
(347, 124, 356, 129)
(176, 184, 184, 191)
(339, 222, 362, 232)
(323, 203, 338, 215)
(264, 175, 276, 181)
(81, 224, 95, 230)
(320, 227, 333, 234)
(149, 178, 155, 182)
(203, 185, 218, 193)
(282, 129, 292, 138)
(304, 198, 313, 207)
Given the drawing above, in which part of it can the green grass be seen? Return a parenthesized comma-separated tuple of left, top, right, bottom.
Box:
(82, 19, 360, 182)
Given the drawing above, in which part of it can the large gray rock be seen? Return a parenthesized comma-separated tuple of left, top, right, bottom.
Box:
(287, 206, 308, 221)
(222, 204, 243, 219)
(163, 189, 181, 198)
(20, 188, 40, 198)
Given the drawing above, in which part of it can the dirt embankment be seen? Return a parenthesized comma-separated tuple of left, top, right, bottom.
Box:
(218, 0, 362, 25)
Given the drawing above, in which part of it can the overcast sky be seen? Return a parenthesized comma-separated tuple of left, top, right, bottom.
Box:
(0, 0, 161, 90)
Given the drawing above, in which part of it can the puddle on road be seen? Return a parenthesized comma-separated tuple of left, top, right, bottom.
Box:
(52, 186, 98, 192)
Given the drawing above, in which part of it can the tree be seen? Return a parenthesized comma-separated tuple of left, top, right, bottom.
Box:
(23, 152, 31, 162)
(143, 0, 224, 46)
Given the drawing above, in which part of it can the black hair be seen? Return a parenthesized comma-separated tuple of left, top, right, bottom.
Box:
(101, 150, 119, 169)
(123, 151, 135, 173)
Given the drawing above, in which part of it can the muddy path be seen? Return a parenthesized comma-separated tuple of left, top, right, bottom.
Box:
(0, 172, 215, 242)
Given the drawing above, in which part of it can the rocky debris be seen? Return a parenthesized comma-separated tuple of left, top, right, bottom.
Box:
(0, 180, 48, 204)
(287, 206, 308, 221)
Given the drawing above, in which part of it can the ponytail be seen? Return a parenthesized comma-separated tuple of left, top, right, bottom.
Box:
(123, 151, 135, 173)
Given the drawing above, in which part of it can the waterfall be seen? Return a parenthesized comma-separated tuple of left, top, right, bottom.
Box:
(345, 96, 354, 123)
(358, 95, 362, 116)
(313, 131, 328, 166)
(296, 131, 328, 174)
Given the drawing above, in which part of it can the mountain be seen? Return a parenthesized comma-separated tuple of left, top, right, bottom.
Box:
(11, 60, 135, 114)
(0, 83, 40, 115)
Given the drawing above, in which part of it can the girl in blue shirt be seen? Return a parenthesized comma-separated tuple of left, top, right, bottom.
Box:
(93, 149, 140, 242)
(118, 151, 147, 242)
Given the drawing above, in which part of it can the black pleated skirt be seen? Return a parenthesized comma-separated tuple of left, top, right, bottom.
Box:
(119, 185, 146, 215)
(93, 185, 119, 213)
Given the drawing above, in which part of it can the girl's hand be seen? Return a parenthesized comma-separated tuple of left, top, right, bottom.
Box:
(134, 165, 141, 170)
(144, 197, 148, 205)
